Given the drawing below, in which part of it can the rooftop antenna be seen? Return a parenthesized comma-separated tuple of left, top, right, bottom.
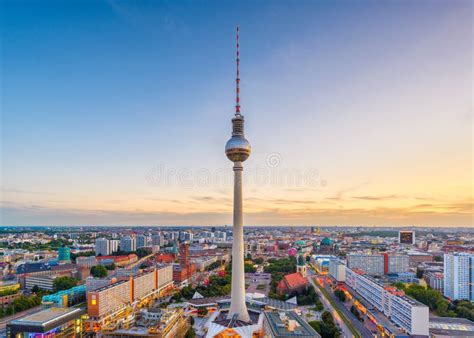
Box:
(235, 26, 241, 116)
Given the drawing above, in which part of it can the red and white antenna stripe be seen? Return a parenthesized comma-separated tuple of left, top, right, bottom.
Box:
(235, 26, 241, 116)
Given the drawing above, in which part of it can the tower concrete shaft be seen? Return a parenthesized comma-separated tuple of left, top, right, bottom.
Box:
(227, 161, 250, 322)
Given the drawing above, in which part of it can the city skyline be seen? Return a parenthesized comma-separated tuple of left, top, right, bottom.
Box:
(1, 1, 472, 227)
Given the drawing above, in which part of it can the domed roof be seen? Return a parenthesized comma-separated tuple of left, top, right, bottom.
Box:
(320, 237, 333, 246)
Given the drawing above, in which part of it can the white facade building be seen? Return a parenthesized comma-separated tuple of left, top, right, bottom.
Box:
(95, 238, 110, 256)
(120, 236, 136, 253)
(328, 260, 346, 282)
(110, 239, 120, 253)
(346, 267, 429, 335)
(443, 253, 474, 301)
(425, 272, 443, 291)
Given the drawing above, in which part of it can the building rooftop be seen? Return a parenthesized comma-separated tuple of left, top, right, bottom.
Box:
(257, 297, 298, 311)
(9, 307, 85, 332)
(187, 295, 228, 306)
(264, 311, 321, 338)
(94, 279, 128, 293)
(213, 310, 261, 327)
(281, 273, 308, 289)
(429, 317, 474, 336)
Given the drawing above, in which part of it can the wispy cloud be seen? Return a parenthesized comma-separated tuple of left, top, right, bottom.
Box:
(351, 194, 400, 201)
(1, 187, 55, 196)
(326, 181, 371, 201)
(1, 198, 472, 227)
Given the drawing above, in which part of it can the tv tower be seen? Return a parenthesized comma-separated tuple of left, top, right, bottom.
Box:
(225, 26, 251, 323)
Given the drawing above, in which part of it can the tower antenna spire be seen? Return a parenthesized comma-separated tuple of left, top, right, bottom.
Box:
(235, 25, 241, 116)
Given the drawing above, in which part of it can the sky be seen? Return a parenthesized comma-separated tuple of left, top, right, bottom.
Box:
(1, 0, 472, 227)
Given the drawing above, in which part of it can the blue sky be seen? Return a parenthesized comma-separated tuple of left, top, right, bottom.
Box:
(1, 0, 472, 226)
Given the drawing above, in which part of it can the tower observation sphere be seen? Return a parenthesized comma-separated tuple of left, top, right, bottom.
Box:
(225, 115, 251, 162)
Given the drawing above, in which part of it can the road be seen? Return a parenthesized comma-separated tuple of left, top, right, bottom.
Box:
(320, 281, 373, 337)
(307, 271, 354, 338)
(0, 305, 42, 336)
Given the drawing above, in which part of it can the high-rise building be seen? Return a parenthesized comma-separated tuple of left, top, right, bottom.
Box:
(120, 236, 136, 253)
(110, 239, 120, 253)
(215, 231, 227, 241)
(136, 234, 150, 248)
(152, 233, 164, 246)
(57, 246, 70, 263)
(95, 238, 110, 256)
(443, 253, 474, 301)
(347, 254, 384, 275)
(178, 231, 193, 243)
(424, 272, 443, 291)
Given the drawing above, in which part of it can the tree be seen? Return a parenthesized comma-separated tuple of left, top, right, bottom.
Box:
(70, 251, 95, 262)
(265, 257, 297, 299)
(334, 289, 346, 302)
(105, 263, 116, 270)
(136, 248, 151, 258)
(297, 285, 319, 305)
(309, 321, 321, 333)
(403, 284, 455, 317)
(31, 285, 40, 293)
(197, 307, 208, 317)
(185, 327, 196, 338)
(244, 263, 256, 273)
(416, 267, 424, 279)
(391, 282, 406, 290)
(139, 262, 150, 269)
(53, 276, 78, 292)
(309, 311, 341, 338)
(90, 265, 108, 278)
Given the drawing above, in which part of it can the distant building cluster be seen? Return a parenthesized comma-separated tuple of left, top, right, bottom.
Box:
(0, 225, 472, 337)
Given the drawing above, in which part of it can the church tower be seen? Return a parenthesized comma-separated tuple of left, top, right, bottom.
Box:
(297, 254, 307, 278)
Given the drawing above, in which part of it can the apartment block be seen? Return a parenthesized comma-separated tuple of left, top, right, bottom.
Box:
(345, 267, 429, 336)
(347, 254, 384, 275)
(384, 254, 409, 274)
(443, 253, 474, 301)
(87, 265, 173, 319)
(328, 260, 346, 282)
(424, 272, 443, 291)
